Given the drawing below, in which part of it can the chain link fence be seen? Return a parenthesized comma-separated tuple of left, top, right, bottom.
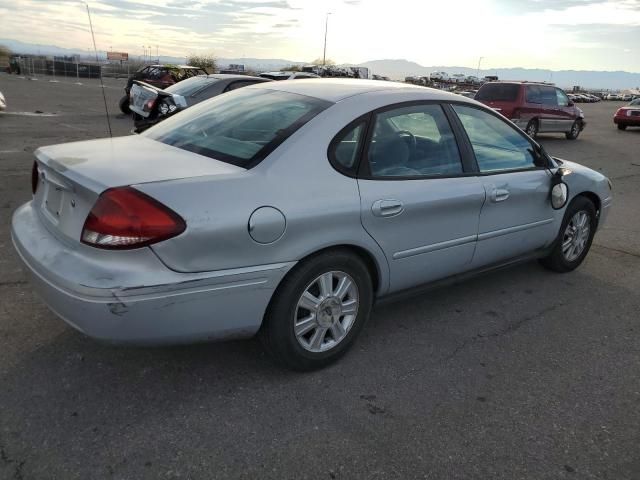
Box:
(7, 56, 146, 81)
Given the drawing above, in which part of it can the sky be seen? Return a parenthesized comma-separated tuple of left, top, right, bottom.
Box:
(1, 0, 639, 71)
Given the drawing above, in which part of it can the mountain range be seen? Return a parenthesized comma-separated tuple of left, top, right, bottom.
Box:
(2, 38, 639, 90)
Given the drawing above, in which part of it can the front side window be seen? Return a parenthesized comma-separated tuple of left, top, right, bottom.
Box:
(556, 89, 570, 107)
(452, 105, 538, 173)
(144, 89, 331, 168)
(367, 104, 463, 177)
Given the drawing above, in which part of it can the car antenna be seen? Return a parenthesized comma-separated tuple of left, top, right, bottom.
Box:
(85, 2, 112, 138)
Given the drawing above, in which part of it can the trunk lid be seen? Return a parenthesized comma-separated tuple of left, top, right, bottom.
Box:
(33, 135, 244, 243)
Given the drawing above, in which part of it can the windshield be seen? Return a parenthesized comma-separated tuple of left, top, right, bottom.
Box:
(165, 76, 217, 96)
(475, 83, 520, 102)
(143, 88, 331, 168)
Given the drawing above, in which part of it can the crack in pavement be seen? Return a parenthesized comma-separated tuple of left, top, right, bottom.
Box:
(593, 243, 640, 259)
(0, 280, 28, 287)
(443, 304, 562, 362)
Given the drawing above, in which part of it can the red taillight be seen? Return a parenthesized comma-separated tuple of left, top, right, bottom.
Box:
(81, 187, 186, 249)
(31, 161, 39, 194)
(615, 108, 623, 116)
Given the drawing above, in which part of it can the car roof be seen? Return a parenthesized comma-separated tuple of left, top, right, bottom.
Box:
(246, 78, 476, 103)
(206, 74, 268, 81)
(147, 64, 203, 69)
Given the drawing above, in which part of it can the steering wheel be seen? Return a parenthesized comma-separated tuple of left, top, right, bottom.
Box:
(396, 130, 417, 155)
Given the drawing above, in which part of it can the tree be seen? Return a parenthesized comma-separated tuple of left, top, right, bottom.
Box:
(186, 54, 217, 73)
(280, 64, 301, 72)
(311, 57, 335, 66)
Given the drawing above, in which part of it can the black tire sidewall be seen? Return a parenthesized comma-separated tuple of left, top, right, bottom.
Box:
(262, 251, 373, 370)
(566, 120, 581, 140)
(119, 95, 131, 114)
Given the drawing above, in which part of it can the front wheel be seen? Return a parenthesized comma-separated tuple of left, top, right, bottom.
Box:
(118, 95, 131, 115)
(565, 120, 582, 140)
(540, 196, 597, 273)
(260, 250, 373, 371)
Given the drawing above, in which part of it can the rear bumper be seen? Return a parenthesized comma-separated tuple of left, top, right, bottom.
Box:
(11, 202, 294, 345)
(614, 115, 640, 126)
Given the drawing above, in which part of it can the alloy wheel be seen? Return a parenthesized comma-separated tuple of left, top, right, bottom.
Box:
(562, 211, 591, 262)
(294, 271, 359, 353)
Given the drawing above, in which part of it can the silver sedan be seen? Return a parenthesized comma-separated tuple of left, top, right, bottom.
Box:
(11, 79, 613, 370)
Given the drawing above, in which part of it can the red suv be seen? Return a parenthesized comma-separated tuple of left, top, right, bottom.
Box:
(474, 82, 585, 140)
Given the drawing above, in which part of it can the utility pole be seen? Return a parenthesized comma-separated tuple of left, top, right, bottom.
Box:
(476, 56, 484, 79)
(322, 13, 332, 66)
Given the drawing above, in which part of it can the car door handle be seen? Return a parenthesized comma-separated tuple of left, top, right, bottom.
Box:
(490, 188, 510, 202)
(372, 199, 404, 217)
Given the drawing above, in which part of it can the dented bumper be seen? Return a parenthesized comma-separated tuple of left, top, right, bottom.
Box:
(11, 202, 294, 344)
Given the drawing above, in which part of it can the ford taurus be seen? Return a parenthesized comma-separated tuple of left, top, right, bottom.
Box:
(11, 79, 613, 370)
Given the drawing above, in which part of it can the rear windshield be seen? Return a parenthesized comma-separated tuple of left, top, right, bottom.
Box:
(165, 76, 217, 96)
(475, 83, 520, 102)
(143, 88, 331, 168)
(260, 74, 289, 80)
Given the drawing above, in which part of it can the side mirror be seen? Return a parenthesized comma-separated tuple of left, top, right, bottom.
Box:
(550, 168, 572, 209)
(568, 101, 574, 107)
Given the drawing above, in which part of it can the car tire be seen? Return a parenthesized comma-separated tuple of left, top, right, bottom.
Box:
(260, 249, 373, 371)
(539, 196, 597, 273)
(617, 124, 627, 130)
(118, 95, 131, 115)
(565, 120, 582, 140)
(525, 119, 539, 138)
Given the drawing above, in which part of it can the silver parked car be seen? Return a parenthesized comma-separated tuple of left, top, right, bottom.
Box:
(12, 79, 612, 370)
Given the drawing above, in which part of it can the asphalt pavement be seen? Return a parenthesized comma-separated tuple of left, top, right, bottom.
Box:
(0, 73, 639, 480)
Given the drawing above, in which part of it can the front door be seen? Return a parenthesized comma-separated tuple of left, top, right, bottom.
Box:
(450, 104, 557, 267)
(355, 103, 486, 293)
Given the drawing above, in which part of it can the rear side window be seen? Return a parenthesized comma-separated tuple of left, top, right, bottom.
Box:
(144, 89, 331, 168)
(540, 86, 558, 105)
(475, 83, 520, 102)
(330, 121, 367, 173)
(453, 105, 537, 173)
(525, 85, 543, 104)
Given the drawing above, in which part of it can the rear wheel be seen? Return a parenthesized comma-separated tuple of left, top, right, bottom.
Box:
(525, 119, 539, 138)
(260, 250, 373, 371)
(118, 95, 131, 115)
(617, 124, 627, 130)
(565, 120, 582, 140)
(540, 196, 597, 273)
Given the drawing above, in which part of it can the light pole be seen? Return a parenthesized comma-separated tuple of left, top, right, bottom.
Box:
(476, 56, 484, 79)
(322, 12, 332, 66)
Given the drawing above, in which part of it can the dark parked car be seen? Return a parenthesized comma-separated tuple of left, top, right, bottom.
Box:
(613, 98, 640, 130)
(119, 64, 207, 114)
(475, 81, 585, 140)
(129, 74, 271, 132)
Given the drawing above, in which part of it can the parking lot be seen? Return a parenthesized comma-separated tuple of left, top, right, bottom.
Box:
(1, 73, 639, 479)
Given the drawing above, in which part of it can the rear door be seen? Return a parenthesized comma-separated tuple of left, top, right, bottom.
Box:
(352, 103, 485, 293)
(538, 85, 562, 132)
(451, 104, 556, 267)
